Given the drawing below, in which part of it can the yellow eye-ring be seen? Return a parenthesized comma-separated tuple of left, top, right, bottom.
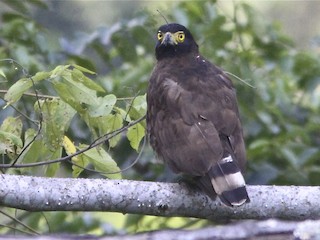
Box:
(177, 32, 185, 42)
(157, 32, 163, 40)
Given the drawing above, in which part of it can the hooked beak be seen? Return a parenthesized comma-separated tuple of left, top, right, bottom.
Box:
(161, 32, 176, 46)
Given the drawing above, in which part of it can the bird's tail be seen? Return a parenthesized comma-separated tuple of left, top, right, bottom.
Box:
(197, 155, 250, 207)
(210, 154, 249, 206)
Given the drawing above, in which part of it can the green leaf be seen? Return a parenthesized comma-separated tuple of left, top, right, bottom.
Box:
(52, 75, 98, 112)
(0, 116, 23, 138)
(72, 154, 89, 178)
(62, 135, 88, 177)
(50, 65, 70, 78)
(0, 131, 22, 149)
(71, 68, 105, 93)
(17, 138, 61, 176)
(79, 145, 122, 179)
(0, 140, 10, 154)
(104, 113, 123, 148)
(4, 71, 50, 106)
(127, 122, 145, 152)
(89, 113, 123, 148)
(88, 94, 117, 117)
(34, 99, 76, 150)
(45, 148, 62, 177)
(17, 128, 62, 177)
(114, 106, 131, 121)
(0, 117, 23, 155)
(79, 108, 124, 150)
(127, 94, 147, 121)
(72, 64, 96, 75)
(4, 78, 32, 106)
(24, 128, 37, 144)
(17, 139, 43, 174)
(32, 71, 51, 81)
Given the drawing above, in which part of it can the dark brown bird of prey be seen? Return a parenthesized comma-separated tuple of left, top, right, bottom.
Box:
(146, 23, 250, 207)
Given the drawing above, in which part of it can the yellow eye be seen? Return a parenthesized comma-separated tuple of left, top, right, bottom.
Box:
(177, 32, 185, 42)
(157, 32, 163, 40)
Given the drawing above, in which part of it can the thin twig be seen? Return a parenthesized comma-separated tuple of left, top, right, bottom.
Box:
(224, 71, 256, 89)
(124, 90, 140, 122)
(0, 90, 59, 100)
(0, 95, 39, 125)
(0, 115, 146, 169)
(5, 62, 43, 168)
(0, 209, 39, 235)
(69, 135, 146, 175)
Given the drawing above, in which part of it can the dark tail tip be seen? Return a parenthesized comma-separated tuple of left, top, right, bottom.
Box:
(219, 186, 250, 207)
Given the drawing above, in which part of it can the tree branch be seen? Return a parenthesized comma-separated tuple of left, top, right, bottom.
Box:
(1, 174, 320, 221)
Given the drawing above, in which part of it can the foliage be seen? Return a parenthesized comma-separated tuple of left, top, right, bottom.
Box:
(0, 0, 319, 236)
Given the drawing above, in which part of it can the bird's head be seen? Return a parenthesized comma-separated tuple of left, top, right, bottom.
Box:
(155, 23, 198, 60)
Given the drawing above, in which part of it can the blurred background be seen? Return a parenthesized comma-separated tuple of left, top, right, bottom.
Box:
(28, 1, 320, 49)
(0, 0, 319, 236)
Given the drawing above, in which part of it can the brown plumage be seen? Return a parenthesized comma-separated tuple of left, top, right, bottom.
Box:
(146, 23, 250, 207)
